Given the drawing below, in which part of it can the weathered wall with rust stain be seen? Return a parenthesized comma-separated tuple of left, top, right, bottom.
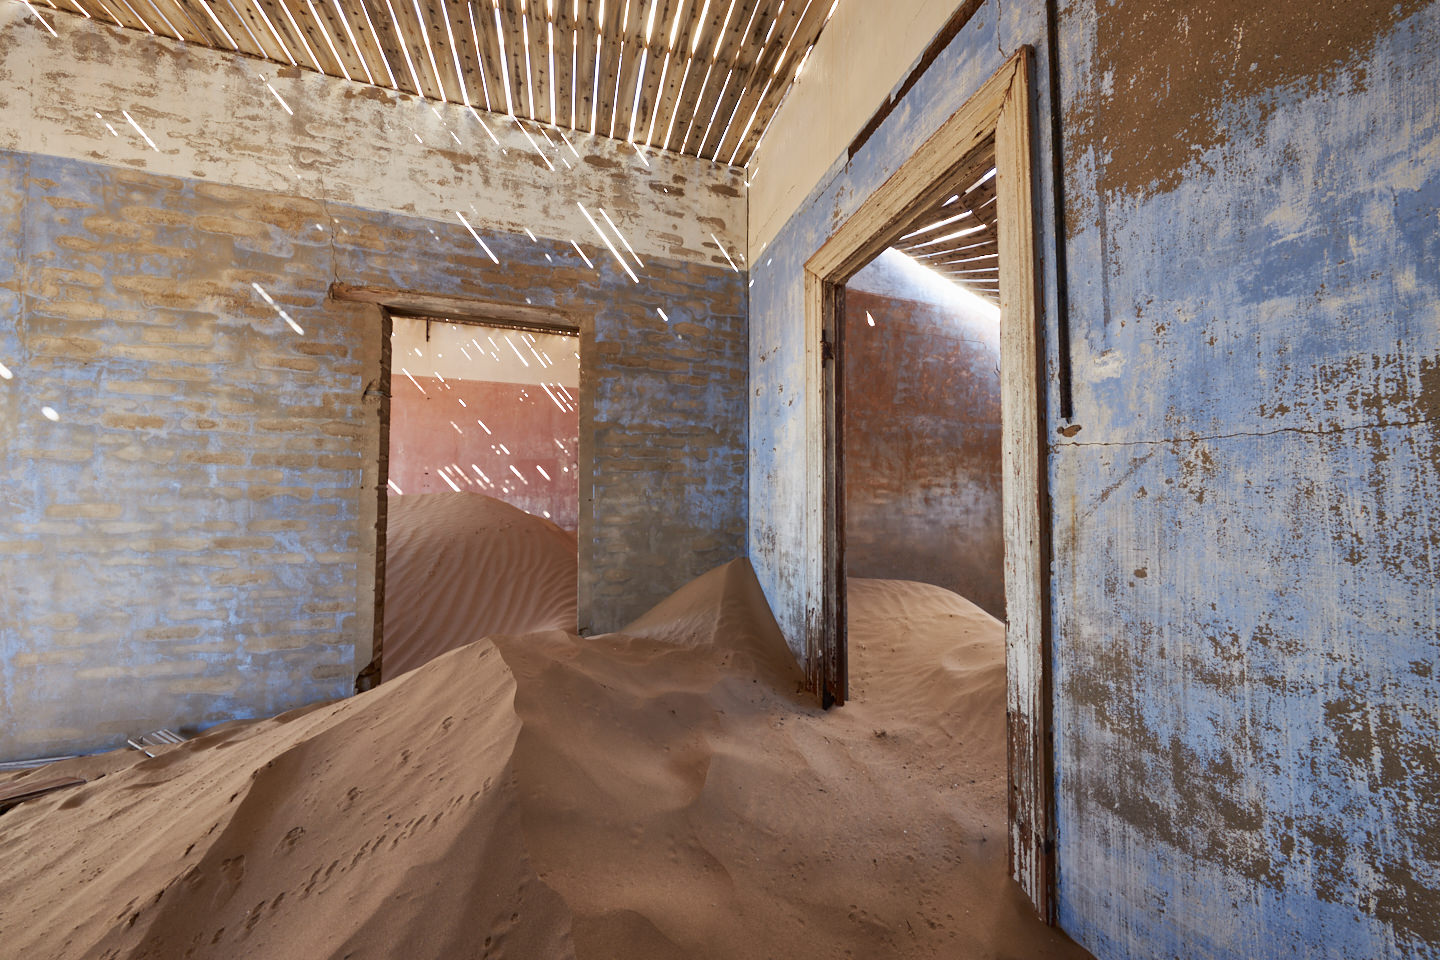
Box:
(0, 8, 748, 761)
(750, 0, 1439, 957)
(842, 265, 1004, 618)
(1056, 2, 1439, 956)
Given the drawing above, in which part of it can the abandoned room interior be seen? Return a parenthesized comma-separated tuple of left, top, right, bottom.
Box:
(0, 0, 1435, 957)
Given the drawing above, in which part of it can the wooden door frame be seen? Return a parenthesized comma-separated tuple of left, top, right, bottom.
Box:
(802, 48, 1056, 919)
(330, 283, 590, 687)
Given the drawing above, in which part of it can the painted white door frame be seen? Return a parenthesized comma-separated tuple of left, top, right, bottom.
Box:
(802, 48, 1055, 918)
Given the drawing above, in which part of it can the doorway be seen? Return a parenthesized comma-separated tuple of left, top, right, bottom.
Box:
(369, 305, 585, 684)
(804, 50, 1054, 918)
(840, 185, 1005, 621)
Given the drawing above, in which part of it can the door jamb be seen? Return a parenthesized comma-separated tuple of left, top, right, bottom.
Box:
(802, 48, 1056, 919)
(331, 283, 591, 687)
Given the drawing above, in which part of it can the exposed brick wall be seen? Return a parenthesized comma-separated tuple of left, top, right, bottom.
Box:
(0, 147, 748, 760)
(586, 270, 749, 629)
(0, 152, 378, 759)
(842, 286, 1004, 618)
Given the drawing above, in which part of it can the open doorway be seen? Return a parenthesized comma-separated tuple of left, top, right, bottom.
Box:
(804, 51, 1054, 918)
(378, 312, 582, 680)
(840, 170, 1005, 621)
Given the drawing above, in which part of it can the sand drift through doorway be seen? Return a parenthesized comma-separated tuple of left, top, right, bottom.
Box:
(803, 49, 1054, 919)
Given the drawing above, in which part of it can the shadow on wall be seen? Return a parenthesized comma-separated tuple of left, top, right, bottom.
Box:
(843, 249, 1005, 619)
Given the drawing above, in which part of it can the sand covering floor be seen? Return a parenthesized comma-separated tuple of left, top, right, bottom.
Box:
(382, 493, 579, 678)
(0, 497, 1091, 960)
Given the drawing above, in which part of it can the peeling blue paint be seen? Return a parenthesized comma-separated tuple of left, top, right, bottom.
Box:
(0, 147, 748, 760)
(749, 1, 1439, 957)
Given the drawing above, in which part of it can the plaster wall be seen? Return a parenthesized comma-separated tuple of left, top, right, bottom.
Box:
(745, 0, 968, 253)
(748, 1, 1440, 957)
(0, 7, 748, 760)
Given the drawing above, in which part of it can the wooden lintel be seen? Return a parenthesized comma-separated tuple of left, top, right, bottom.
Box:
(328, 282, 584, 334)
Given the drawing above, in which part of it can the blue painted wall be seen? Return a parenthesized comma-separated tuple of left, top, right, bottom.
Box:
(0, 148, 747, 760)
(748, 1, 1439, 956)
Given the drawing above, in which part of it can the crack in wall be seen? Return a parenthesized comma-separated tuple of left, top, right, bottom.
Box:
(1052, 415, 1436, 450)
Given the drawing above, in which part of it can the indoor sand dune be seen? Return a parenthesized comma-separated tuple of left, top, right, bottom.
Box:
(0, 535, 1090, 959)
(382, 492, 579, 678)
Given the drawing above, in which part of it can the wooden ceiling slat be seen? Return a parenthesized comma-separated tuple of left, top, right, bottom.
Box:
(716, 0, 763, 68)
(668, 0, 734, 149)
(445, 0, 481, 107)
(592, 9, 625, 135)
(47, 0, 844, 168)
(53, 0, 90, 22)
(621, 28, 665, 141)
(548, 12, 576, 128)
(674, 56, 715, 153)
(915, 243, 998, 264)
(729, 0, 779, 73)
(538, 8, 563, 125)
(885, 151, 1001, 304)
(505, 1, 537, 118)
(901, 206, 993, 247)
(466, 0, 506, 111)
(299, 0, 369, 82)
(576, 10, 602, 130)
(374, 0, 420, 94)
(717, 70, 772, 163)
(81, 0, 156, 35)
(412, 0, 463, 102)
(248, 0, 315, 69)
(665, 0, 704, 63)
(352, 0, 402, 89)
(683, 0, 763, 157)
(269, 0, 334, 72)
(131, 0, 189, 39)
(229, 0, 296, 64)
(710, 0, 794, 163)
(443, 0, 480, 101)
(313, 0, 380, 84)
(650, 48, 693, 151)
(598, 0, 641, 136)
(397, 0, 444, 98)
(637, 43, 680, 147)
(630, 0, 686, 145)
(643, 39, 675, 145)
(162, 0, 236, 48)
(688, 59, 733, 157)
(727, 57, 786, 164)
(399, 0, 451, 101)
(605, 34, 634, 138)
(730, 0, 827, 163)
(489, 0, 520, 116)
(332, 0, 389, 88)
(703, 71, 748, 160)
(203, 0, 271, 55)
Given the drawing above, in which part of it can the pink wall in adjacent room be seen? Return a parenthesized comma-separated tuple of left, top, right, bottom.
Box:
(389, 374, 579, 531)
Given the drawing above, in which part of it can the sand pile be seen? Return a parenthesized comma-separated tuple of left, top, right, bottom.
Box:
(0, 559, 1090, 959)
(382, 492, 578, 678)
